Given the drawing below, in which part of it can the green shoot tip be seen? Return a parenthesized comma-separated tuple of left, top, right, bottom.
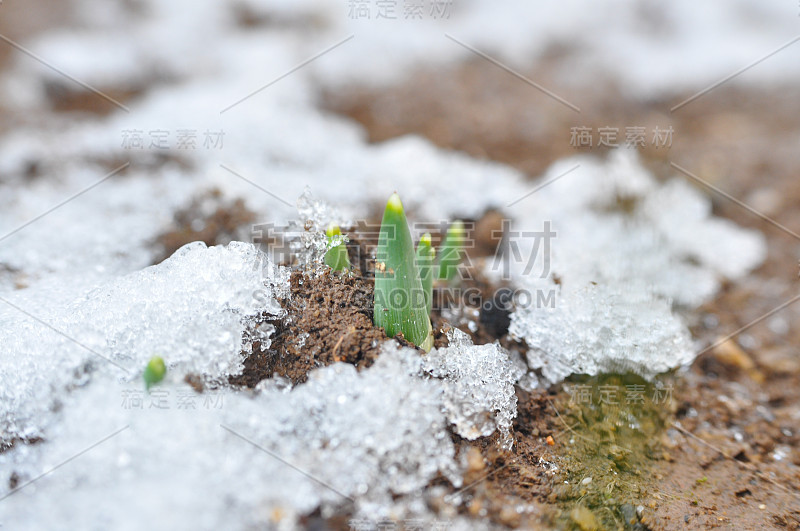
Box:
(326, 223, 341, 238)
(386, 192, 404, 215)
(419, 232, 432, 249)
(143, 356, 166, 390)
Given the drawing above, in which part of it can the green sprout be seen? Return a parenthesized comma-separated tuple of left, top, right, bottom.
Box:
(437, 220, 465, 282)
(324, 223, 350, 271)
(143, 356, 166, 390)
(415, 233, 435, 318)
(373, 193, 433, 352)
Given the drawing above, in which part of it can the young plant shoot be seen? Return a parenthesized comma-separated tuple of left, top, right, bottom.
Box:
(374, 193, 433, 352)
(143, 356, 166, 390)
(416, 233, 435, 318)
(324, 223, 350, 271)
(437, 220, 465, 282)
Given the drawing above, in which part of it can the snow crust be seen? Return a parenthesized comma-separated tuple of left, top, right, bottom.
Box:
(0, 346, 465, 529)
(504, 152, 765, 384)
(424, 329, 525, 440)
(0, 242, 284, 445)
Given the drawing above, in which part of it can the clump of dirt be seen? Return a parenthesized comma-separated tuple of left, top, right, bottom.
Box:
(232, 212, 516, 387)
(155, 189, 256, 263)
(183, 373, 205, 393)
(231, 269, 389, 387)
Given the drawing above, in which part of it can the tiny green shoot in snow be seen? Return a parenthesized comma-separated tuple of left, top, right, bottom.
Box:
(373, 193, 433, 352)
(324, 223, 350, 272)
(143, 356, 166, 390)
(437, 220, 465, 282)
(331, 194, 465, 352)
(415, 233, 435, 318)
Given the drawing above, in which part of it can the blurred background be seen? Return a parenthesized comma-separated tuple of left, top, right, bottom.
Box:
(1, 0, 797, 363)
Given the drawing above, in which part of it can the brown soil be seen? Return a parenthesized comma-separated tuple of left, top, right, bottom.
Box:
(231, 269, 388, 387)
(43, 81, 145, 116)
(653, 364, 800, 529)
(0, 1, 75, 72)
(0, 0, 148, 120)
(440, 389, 562, 529)
(155, 188, 257, 263)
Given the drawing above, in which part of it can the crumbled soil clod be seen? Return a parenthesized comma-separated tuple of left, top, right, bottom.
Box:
(183, 373, 205, 393)
(233, 269, 388, 387)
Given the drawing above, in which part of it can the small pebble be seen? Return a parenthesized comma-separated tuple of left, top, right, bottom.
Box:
(620, 503, 636, 524)
(466, 447, 485, 473)
(581, 477, 592, 485)
(498, 506, 520, 527)
(759, 504, 766, 510)
(711, 338, 755, 371)
(569, 505, 598, 531)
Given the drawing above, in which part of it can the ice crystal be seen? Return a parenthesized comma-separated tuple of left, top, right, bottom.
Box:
(509, 280, 695, 384)
(424, 329, 525, 440)
(290, 189, 351, 270)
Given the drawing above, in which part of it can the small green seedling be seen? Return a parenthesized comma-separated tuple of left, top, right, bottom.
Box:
(373, 193, 433, 352)
(415, 233, 435, 318)
(143, 356, 166, 390)
(324, 223, 350, 271)
(329, 193, 465, 352)
(437, 220, 465, 282)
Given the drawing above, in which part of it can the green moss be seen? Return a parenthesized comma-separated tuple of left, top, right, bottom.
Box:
(551, 373, 672, 530)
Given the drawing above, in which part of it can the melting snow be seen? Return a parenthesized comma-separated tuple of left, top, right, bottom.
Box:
(0, 242, 285, 445)
(424, 329, 525, 441)
(503, 152, 765, 384)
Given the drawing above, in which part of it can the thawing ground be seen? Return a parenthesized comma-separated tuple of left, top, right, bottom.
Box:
(0, 1, 795, 529)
